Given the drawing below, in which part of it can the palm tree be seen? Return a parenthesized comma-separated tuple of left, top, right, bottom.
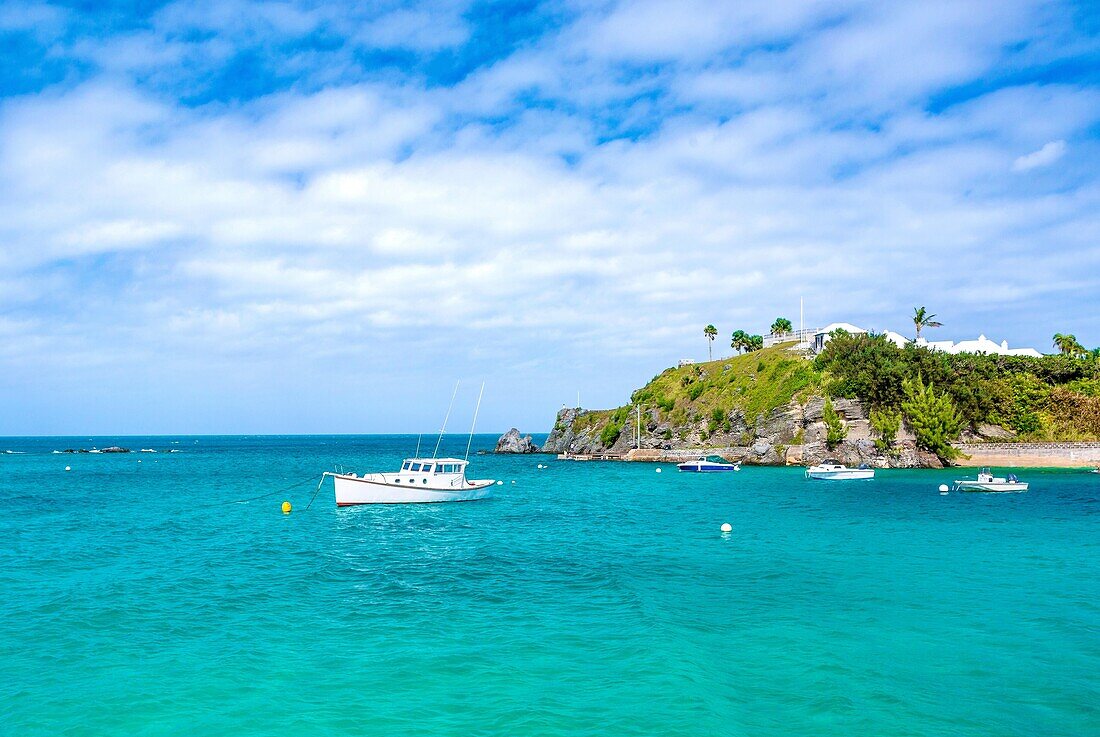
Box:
(912, 306, 943, 340)
(770, 317, 792, 336)
(703, 324, 717, 361)
(731, 330, 749, 354)
(747, 334, 764, 352)
(1053, 333, 1085, 356)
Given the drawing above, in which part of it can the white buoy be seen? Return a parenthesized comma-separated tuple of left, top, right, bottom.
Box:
(64, 466, 71, 472)
(496, 480, 503, 485)
(511, 480, 516, 484)
(655, 467, 662, 473)
(939, 484, 949, 495)
(720, 523, 732, 533)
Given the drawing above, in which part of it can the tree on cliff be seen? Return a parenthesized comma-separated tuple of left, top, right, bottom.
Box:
(747, 334, 764, 352)
(912, 306, 943, 339)
(770, 317, 793, 336)
(704, 324, 717, 360)
(1053, 333, 1086, 357)
(822, 398, 848, 449)
(901, 374, 962, 461)
(731, 330, 749, 354)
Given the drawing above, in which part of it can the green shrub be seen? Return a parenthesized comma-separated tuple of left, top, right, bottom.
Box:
(688, 383, 705, 401)
(822, 397, 848, 449)
(901, 374, 962, 461)
(869, 408, 901, 451)
(600, 421, 623, 447)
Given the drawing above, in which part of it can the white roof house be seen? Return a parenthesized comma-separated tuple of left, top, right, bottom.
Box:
(881, 330, 909, 348)
(811, 322, 1043, 357)
(812, 322, 868, 353)
(915, 335, 1042, 358)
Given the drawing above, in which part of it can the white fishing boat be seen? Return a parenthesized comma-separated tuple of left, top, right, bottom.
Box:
(805, 461, 875, 480)
(325, 381, 494, 505)
(677, 456, 740, 472)
(953, 468, 1028, 493)
(327, 458, 495, 505)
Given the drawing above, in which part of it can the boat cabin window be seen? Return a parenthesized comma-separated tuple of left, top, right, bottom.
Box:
(411, 463, 421, 471)
(402, 462, 411, 470)
(422, 464, 433, 473)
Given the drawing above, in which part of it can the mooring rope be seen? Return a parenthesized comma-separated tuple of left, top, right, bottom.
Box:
(304, 473, 328, 511)
(208, 475, 323, 507)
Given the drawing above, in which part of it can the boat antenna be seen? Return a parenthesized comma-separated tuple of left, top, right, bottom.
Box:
(465, 382, 485, 462)
(414, 433, 422, 457)
(433, 381, 460, 459)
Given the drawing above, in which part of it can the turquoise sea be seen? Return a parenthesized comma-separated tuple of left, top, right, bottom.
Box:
(1, 435, 1097, 736)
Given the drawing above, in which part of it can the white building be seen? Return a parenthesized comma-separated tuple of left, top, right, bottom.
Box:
(812, 322, 868, 353)
(916, 335, 1043, 358)
(812, 323, 1043, 357)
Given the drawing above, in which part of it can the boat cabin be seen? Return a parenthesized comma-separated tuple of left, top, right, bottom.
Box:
(393, 457, 468, 486)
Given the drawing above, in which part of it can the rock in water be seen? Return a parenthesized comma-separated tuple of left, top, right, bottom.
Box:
(101, 446, 131, 453)
(495, 428, 536, 454)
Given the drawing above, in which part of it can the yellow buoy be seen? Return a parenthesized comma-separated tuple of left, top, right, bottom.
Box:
(281, 501, 292, 514)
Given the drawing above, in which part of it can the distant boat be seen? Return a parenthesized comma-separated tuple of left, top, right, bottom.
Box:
(953, 468, 1028, 493)
(677, 456, 740, 472)
(806, 461, 875, 480)
(328, 458, 495, 505)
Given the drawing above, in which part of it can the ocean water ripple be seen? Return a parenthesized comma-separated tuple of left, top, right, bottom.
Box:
(1, 435, 1098, 736)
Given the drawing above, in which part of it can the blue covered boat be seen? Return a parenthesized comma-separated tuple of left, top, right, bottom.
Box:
(677, 456, 741, 472)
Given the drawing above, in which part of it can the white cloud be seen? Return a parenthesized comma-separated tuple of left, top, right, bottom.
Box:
(1012, 139, 1067, 171)
(0, 1, 1098, 432)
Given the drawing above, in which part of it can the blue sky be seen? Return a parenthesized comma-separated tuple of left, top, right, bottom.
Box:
(1, 0, 1098, 435)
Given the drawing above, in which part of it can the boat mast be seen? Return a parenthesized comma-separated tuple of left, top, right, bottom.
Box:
(465, 382, 485, 461)
(433, 381, 460, 459)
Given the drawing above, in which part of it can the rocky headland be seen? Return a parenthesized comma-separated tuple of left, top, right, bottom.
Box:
(494, 428, 538, 454)
(530, 337, 1100, 468)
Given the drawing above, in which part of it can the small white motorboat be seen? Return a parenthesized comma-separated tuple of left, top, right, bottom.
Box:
(953, 468, 1028, 493)
(677, 456, 741, 472)
(806, 461, 875, 480)
(328, 458, 494, 505)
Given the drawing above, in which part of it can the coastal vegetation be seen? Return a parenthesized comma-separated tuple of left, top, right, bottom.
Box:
(815, 331, 1100, 442)
(1053, 333, 1087, 356)
(703, 324, 717, 360)
(912, 306, 942, 339)
(822, 397, 847, 449)
(730, 330, 764, 354)
(558, 345, 824, 443)
(550, 329, 1100, 462)
(770, 317, 792, 336)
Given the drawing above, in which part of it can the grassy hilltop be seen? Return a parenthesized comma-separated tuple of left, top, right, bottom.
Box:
(555, 334, 1100, 455)
(564, 343, 821, 448)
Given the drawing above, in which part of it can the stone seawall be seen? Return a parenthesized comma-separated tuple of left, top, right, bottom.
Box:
(953, 442, 1100, 468)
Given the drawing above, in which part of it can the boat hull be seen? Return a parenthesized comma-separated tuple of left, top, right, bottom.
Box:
(332, 474, 495, 505)
(953, 481, 1028, 493)
(806, 469, 875, 480)
(677, 464, 739, 472)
